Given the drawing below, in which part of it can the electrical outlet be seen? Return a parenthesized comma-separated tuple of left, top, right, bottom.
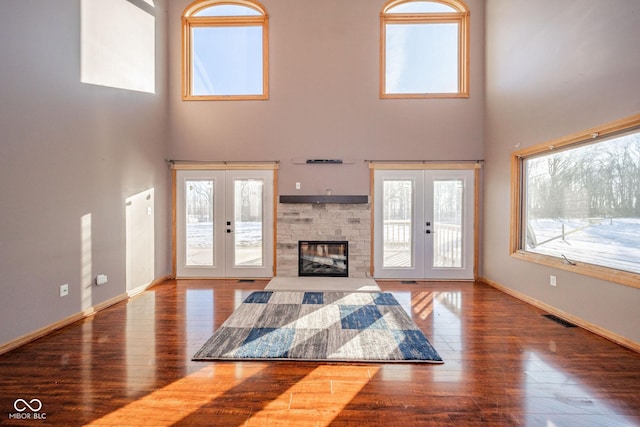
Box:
(60, 284, 69, 297)
(550, 275, 557, 287)
(296, 182, 301, 190)
(96, 274, 108, 286)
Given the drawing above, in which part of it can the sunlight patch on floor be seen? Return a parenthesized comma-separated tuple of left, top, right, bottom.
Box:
(246, 365, 379, 426)
(85, 364, 265, 426)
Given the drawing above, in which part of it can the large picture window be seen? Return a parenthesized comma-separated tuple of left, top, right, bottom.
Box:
(511, 114, 640, 288)
(380, 0, 470, 99)
(182, 0, 268, 100)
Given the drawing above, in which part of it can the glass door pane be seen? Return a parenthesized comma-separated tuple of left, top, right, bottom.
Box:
(433, 179, 464, 268)
(233, 178, 264, 267)
(383, 180, 413, 268)
(424, 169, 474, 280)
(185, 179, 214, 266)
(224, 169, 273, 278)
(374, 170, 424, 279)
(177, 170, 224, 278)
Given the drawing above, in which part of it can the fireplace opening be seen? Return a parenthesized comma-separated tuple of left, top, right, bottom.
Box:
(298, 241, 348, 277)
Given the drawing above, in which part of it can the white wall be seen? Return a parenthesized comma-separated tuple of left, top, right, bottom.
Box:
(483, 0, 640, 343)
(167, 0, 485, 195)
(0, 0, 171, 346)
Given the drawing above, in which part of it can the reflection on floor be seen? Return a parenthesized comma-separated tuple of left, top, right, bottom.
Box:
(0, 279, 639, 426)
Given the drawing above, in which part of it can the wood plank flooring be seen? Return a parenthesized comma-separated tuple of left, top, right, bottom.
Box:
(1, 279, 639, 426)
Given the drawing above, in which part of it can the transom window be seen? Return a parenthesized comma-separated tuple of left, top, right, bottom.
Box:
(380, 0, 470, 99)
(511, 114, 640, 288)
(182, 0, 269, 100)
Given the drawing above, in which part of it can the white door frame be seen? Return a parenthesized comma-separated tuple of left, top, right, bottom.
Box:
(175, 168, 275, 278)
(373, 167, 477, 280)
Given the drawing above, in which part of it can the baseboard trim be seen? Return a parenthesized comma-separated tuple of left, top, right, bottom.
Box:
(481, 277, 640, 354)
(127, 274, 171, 298)
(0, 275, 172, 356)
(0, 312, 87, 356)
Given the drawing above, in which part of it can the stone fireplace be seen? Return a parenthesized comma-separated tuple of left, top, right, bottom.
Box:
(276, 199, 370, 277)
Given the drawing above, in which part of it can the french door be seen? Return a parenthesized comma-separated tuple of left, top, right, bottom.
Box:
(374, 169, 475, 280)
(176, 169, 274, 278)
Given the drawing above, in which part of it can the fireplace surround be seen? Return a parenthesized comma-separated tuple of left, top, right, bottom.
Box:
(277, 202, 370, 277)
(298, 241, 348, 277)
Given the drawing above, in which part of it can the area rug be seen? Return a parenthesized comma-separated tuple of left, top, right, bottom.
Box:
(192, 291, 443, 363)
(265, 277, 381, 292)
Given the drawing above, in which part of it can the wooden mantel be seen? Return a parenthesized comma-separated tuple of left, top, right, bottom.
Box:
(279, 195, 369, 204)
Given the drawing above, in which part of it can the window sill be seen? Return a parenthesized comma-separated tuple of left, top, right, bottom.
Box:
(380, 92, 469, 100)
(182, 94, 269, 101)
(511, 250, 640, 289)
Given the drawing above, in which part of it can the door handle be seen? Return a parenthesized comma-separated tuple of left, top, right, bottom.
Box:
(227, 229, 233, 233)
(426, 230, 431, 234)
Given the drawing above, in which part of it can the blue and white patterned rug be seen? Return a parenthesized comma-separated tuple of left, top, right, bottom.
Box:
(192, 291, 443, 363)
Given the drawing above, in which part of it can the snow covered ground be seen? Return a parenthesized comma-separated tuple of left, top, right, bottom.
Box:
(183, 218, 640, 274)
(528, 218, 640, 274)
(186, 221, 263, 266)
(187, 221, 262, 248)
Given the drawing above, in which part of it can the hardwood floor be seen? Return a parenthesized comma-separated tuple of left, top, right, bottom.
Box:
(1, 279, 639, 426)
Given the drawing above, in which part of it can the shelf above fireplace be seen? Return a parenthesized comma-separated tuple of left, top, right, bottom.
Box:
(279, 195, 369, 204)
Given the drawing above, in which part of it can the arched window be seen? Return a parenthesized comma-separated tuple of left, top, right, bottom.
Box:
(380, 0, 469, 98)
(182, 0, 269, 100)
